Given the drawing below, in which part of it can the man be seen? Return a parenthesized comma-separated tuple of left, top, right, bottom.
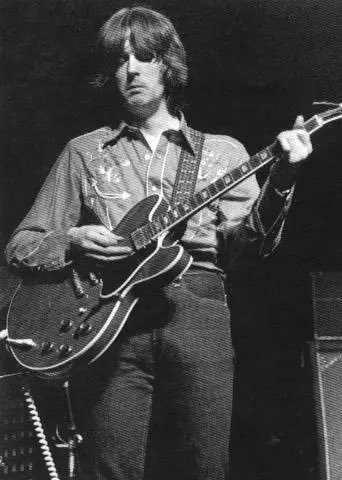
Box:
(5, 6, 312, 480)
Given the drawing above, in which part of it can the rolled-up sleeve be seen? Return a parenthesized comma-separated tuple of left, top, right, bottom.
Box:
(5, 142, 83, 271)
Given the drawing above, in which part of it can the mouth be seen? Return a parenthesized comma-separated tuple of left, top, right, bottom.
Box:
(127, 84, 145, 92)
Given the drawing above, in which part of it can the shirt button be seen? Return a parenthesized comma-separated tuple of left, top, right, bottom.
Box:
(144, 153, 151, 161)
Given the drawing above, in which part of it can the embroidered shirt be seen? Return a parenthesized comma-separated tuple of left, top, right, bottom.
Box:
(5, 118, 293, 272)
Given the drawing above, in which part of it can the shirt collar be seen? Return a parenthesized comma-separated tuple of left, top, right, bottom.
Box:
(103, 114, 196, 155)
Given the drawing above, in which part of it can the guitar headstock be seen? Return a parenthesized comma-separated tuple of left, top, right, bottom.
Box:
(304, 102, 342, 134)
(314, 101, 342, 124)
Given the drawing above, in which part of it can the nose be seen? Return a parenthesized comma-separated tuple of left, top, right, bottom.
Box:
(127, 54, 139, 75)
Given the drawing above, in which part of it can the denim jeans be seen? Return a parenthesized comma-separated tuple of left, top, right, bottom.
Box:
(74, 269, 234, 480)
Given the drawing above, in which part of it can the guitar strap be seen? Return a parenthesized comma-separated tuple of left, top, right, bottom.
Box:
(170, 128, 205, 206)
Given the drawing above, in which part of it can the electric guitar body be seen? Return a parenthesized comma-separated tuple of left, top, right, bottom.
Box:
(6, 195, 192, 379)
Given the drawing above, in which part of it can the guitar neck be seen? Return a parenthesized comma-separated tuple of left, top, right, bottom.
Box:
(130, 111, 334, 249)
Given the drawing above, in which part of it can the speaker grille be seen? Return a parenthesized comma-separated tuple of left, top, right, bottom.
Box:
(311, 341, 342, 480)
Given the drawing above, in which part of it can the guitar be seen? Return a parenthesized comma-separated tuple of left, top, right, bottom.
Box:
(6, 105, 342, 379)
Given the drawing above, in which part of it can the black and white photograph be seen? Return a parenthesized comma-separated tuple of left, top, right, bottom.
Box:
(1, 1, 342, 479)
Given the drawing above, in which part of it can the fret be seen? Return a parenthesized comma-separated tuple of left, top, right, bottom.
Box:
(230, 167, 242, 182)
(249, 155, 261, 168)
(208, 183, 218, 196)
(305, 117, 319, 133)
(215, 177, 226, 192)
(192, 192, 203, 207)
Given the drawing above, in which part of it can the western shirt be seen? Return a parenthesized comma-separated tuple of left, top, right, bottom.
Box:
(5, 118, 293, 272)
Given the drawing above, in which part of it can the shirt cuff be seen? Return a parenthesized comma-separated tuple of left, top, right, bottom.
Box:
(7, 231, 73, 272)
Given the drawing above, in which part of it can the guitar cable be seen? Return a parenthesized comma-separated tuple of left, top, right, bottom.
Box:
(21, 384, 61, 480)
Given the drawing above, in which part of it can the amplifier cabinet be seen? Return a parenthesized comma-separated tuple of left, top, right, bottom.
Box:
(311, 272, 342, 479)
(0, 376, 49, 479)
(310, 340, 342, 480)
(311, 272, 342, 339)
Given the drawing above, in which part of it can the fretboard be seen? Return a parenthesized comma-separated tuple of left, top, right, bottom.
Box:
(130, 114, 322, 250)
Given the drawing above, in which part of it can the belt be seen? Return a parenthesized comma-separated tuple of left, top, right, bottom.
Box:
(189, 250, 218, 265)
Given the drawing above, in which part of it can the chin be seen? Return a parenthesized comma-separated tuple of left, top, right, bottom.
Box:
(125, 98, 159, 118)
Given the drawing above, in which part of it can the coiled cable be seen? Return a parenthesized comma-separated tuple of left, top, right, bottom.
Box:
(21, 385, 61, 480)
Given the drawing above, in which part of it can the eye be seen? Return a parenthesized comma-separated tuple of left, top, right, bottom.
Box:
(135, 51, 156, 63)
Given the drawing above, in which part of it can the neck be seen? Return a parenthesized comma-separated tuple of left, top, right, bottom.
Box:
(125, 100, 180, 136)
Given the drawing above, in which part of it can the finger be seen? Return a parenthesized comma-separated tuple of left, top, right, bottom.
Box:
(111, 233, 127, 241)
(277, 133, 291, 152)
(97, 230, 127, 244)
(95, 225, 112, 234)
(103, 245, 132, 255)
(84, 251, 132, 261)
(293, 115, 304, 129)
(95, 226, 125, 241)
(86, 243, 131, 254)
(86, 230, 122, 247)
(98, 230, 126, 242)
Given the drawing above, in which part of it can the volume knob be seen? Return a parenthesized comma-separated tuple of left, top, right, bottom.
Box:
(60, 319, 73, 332)
(41, 342, 54, 355)
(74, 323, 92, 338)
(58, 344, 73, 357)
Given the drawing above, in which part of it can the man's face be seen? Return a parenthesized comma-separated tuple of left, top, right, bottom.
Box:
(114, 39, 166, 116)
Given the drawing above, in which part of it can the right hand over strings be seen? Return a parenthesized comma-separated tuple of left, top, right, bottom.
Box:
(68, 225, 132, 262)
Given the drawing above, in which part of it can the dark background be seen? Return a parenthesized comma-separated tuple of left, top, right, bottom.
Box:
(1, 0, 342, 478)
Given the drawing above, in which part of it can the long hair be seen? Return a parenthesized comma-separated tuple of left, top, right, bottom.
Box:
(95, 6, 188, 116)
